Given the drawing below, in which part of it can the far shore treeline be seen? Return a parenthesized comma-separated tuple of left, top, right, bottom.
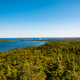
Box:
(0, 38, 80, 42)
(0, 40, 13, 42)
(0, 39, 80, 80)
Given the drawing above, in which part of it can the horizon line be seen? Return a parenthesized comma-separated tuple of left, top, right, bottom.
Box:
(0, 37, 80, 38)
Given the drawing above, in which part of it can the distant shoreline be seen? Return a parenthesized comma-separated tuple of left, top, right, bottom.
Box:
(0, 38, 80, 43)
(0, 40, 13, 42)
(15, 38, 80, 42)
(0, 38, 80, 53)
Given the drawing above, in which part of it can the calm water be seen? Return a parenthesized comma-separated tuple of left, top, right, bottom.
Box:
(0, 38, 47, 53)
(0, 37, 70, 53)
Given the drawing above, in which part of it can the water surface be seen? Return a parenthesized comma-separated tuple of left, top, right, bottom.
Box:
(0, 38, 46, 53)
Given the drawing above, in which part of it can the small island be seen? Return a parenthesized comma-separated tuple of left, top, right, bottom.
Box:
(0, 40, 13, 42)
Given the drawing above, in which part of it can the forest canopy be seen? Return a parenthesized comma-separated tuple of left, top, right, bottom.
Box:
(0, 39, 80, 80)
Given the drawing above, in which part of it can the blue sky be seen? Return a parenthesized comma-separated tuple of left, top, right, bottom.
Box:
(0, 0, 80, 38)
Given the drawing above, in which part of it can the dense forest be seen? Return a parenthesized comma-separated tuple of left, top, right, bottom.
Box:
(0, 39, 80, 80)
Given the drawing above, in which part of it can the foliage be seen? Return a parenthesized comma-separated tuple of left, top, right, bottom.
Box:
(0, 40, 13, 42)
(0, 40, 80, 80)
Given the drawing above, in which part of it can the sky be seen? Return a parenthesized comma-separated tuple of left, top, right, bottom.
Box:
(0, 0, 80, 38)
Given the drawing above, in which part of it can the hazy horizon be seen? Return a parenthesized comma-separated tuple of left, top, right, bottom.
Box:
(1, 36, 80, 38)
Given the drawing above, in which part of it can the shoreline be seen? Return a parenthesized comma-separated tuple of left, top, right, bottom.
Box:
(0, 40, 13, 42)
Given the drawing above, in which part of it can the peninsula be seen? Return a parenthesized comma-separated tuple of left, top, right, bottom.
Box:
(0, 40, 13, 42)
(19, 38, 80, 42)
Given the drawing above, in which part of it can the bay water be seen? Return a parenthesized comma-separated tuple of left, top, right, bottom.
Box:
(0, 37, 63, 53)
(0, 38, 46, 53)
